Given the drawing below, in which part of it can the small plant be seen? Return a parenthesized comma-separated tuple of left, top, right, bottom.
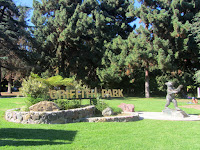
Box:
(26, 95, 44, 105)
(95, 99, 108, 112)
(19, 76, 49, 99)
(22, 95, 46, 111)
(91, 98, 97, 105)
(54, 99, 81, 110)
(91, 96, 109, 114)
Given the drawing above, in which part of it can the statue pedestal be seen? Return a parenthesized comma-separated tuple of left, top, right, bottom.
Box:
(162, 108, 189, 118)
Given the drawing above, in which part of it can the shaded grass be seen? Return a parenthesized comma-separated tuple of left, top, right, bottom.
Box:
(0, 97, 200, 150)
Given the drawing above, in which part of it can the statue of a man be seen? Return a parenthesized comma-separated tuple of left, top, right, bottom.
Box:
(165, 81, 183, 110)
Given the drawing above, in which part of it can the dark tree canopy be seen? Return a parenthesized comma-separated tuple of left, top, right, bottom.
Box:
(31, 0, 136, 86)
(191, 12, 200, 48)
(1, 0, 199, 97)
(97, 0, 200, 97)
(0, 0, 32, 94)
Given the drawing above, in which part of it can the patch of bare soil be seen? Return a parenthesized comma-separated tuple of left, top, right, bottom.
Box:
(180, 105, 200, 110)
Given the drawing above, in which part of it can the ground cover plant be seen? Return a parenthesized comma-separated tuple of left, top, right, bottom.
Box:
(1, 97, 200, 150)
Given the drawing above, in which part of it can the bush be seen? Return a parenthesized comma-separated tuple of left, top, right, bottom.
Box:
(194, 70, 200, 83)
(22, 95, 46, 111)
(91, 97, 108, 112)
(19, 76, 49, 99)
(26, 95, 44, 105)
(30, 73, 75, 89)
(54, 99, 81, 110)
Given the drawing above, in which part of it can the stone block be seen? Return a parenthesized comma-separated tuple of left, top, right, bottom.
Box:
(32, 113, 40, 120)
(16, 113, 23, 121)
(102, 107, 114, 116)
(50, 118, 65, 124)
(24, 113, 31, 121)
(47, 113, 58, 121)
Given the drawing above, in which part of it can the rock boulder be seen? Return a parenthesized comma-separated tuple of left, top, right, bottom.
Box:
(29, 101, 60, 112)
(118, 103, 134, 112)
(102, 107, 114, 116)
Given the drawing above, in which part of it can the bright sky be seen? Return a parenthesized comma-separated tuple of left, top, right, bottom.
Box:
(14, 0, 34, 26)
(14, 0, 141, 28)
(14, 0, 33, 7)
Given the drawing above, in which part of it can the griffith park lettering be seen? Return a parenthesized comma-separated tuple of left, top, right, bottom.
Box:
(49, 89, 123, 99)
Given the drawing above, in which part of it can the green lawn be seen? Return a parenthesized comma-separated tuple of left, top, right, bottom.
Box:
(1, 97, 200, 150)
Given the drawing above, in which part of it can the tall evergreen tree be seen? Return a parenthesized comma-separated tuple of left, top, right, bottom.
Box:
(31, 0, 136, 86)
(98, 0, 200, 97)
(190, 12, 200, 48)
(127, 27, 172, 98)
(135, 0, 200, 89)
(97, 26, 171, 97)
(0, 0, 31, 95)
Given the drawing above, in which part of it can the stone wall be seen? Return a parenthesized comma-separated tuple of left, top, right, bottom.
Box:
(5, 105, 95, 124)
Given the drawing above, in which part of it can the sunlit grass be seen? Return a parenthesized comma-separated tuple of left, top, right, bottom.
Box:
(0, 97, 200, 150)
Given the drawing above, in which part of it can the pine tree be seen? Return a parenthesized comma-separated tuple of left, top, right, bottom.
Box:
(136, 0, 200, 88)
(127, 27, 172, 98)
(0, 0, 31, 95)
(190, 12, 200, 48)
(133, 0, 200, 95)
(97, 26, 171, 97)
(31, 0, 136, 86)
(98, 0, 200, 97)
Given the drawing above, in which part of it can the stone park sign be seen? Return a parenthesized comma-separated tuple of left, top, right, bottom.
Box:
(49, 88, 123, 99)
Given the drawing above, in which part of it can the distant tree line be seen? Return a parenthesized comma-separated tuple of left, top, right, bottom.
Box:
(0, 0, 199, 97)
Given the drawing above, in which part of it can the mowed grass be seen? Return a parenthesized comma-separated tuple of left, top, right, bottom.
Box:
(1, 97, 200, 150)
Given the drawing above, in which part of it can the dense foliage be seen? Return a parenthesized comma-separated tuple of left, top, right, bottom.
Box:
(19, 73, 77, 98)
(19, 76, 49, 99)
(190, 12, 200, 48)
(2, 0, 199, 97)
(0, 0, 33, 94)
(194, 70, 200, 84)
(54, 99, 81, 110)
(31, 0, 136, 86)
(98, 0, 200, 97)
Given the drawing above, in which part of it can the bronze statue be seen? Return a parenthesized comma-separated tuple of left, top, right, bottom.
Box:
(165, 81, 183, 110)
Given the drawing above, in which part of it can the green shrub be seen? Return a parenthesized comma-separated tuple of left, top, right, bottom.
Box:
(54, 99, 81, 110)
(91, 97, 108, 113)
(90, 98, 97, 105)
(19, 76, 49, 99)
(45, 75, 74, 89)
(21, 95, 46, 111)
(95, 99, 108, 112)
(30, 73, 75, 89)
(26, 95, 44, 105)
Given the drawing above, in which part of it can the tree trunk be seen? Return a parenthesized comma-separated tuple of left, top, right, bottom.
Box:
(145, 67, 150, 98)
(7, 74, 12, 93)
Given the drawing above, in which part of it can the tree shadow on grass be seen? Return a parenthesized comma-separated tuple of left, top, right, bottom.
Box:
(0, 128, 77, 146)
